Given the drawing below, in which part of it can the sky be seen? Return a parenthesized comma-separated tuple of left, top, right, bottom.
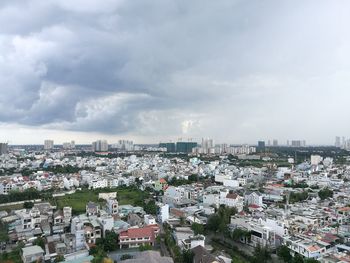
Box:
(0, 0, 349, 145)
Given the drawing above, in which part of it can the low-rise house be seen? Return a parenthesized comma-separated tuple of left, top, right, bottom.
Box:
(118, 205, 144, 217)
(144, 214, 156, 225)
(22, 245, 45, 263)
(222, 192, 244, 211)
(97, 215, 114, 236)
(127, 213, 142, 227)
(119, 224, 160, 249)
(230, 217, 280, 249)
(154, 178, 168, 191)
(86, 202, 99, 216)
(182, 235, 205, 250)
(172, 227, 195, 249)
(192, 245, 225, 263)
(158, 204, 169, 223)
(106, 198, 119, 215)
(283, 235, 329, 259)
(71, 217, 87, 250)
(203, 193, 220, 208)
(84, 222, 102, 245)
(89, 178, 108, 189)
(245, 191, 263, 207)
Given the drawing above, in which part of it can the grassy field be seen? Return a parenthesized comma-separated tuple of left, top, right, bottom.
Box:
(54, 190, 102, 214)
(0, 203, 24, 213)
(53, 187, 148, 214)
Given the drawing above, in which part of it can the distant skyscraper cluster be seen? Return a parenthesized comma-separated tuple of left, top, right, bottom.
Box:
(284, 140, 306, 147)
(44, 140, 54, 150)
(335, 136, 350, 150)
(290, 140, 306, 147)
(92, 140, 109, 152)
(112, 140, 134, 151)
(258, 139, 307, 148)
(187, 138, 256, 155)
(159, 141, 197, 153)
(63, 141, 75, 150)
(160, 138, 256, 155)
(267, 140, 279, 147)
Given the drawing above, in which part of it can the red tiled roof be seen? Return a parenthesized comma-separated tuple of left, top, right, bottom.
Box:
(307, 245, 321, 252)
(226, 193, 238, 199)
(238, 211, 246, 216)
(119, 225, 159, 239)
(338, 207, 350, 212)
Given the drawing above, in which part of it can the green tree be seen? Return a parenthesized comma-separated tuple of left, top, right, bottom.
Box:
(2, 251, 8, 260)
(23, 201, 34, 209)
(143, 200, 158, 215)
(277, 245, 292, 263)
(231, 228, 251, 243)
(33, 237, 45, 250)
(182, 249, 194, 263)
(188, 174, 198, 182)
(292, 254, 304, 263)
(206, 205, 237, 233)
(288, 191, 309, 203)
(139, 244, 152, 251)
(206, 214, 221, 232)
(253, 245, 271, 263)
(191, 223, 204, 235)
(104, 231, 119, 252)
(304, 259, 319, 263)
(318, 188, 333, 200)
(91, 246, 107, 263)
(55, 255, 65, 262)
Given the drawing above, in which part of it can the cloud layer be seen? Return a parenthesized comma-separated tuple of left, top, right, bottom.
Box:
(1, 0, 350, 144)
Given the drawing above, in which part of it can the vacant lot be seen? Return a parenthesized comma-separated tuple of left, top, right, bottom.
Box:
(54, 187, 148, 214)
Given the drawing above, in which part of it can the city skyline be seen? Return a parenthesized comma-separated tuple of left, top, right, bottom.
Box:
(1, 137, 341, 147)
(1, 1, 350, 144)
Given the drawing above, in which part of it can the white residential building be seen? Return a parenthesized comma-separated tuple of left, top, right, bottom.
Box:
(223, 193, 244, 211)
(202, 193, 220, 208)
(159, 204, 169, 223)
(223, 179, 239, 188)
(89, 179, 108, 189)
(245, 192, 263, 207)
(106, 199, 119, 215)
(144, 215, 156, 225)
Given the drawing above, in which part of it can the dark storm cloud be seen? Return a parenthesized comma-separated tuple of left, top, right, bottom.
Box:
(1, 0, 350, 143)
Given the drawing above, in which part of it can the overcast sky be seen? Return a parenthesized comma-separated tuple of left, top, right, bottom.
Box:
(0, 0, 349, 145)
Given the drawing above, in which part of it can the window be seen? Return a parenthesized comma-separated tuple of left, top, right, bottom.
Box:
(251, 231, 262, 238)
